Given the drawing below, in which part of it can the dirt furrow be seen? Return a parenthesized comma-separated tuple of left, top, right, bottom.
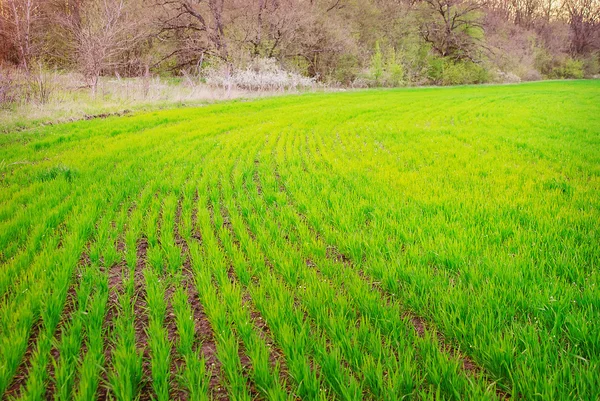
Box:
(210, 193, 261, 401)
(223, 190, 334, 398)
(45, 258, 88, 400)
(4, 247, 91, 400)
(262, 163, 509, 398)
(242, 293, 292, 392)
(326, 243, 510, 399)
(134, 236, 152, 401)
(96, 256, 127, 400)
(272, 161, 494, 382)
(252, 160, 263, 195)
(97, 200, 139, 399)
(190, 189, 202, 242)
(177, 198, 228, 401)
(165, 199, 189, 400)
(2, 320, 42, 399)
(259, 259, 337, 397)
(293, 206, 512, 401)
(220, 204, 291, 390)
(164, 285, 186, 401)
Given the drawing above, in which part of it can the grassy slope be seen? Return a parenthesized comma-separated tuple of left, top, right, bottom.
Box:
(0, 80, 599, 400)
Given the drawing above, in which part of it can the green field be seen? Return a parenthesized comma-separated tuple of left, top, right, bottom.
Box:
(1, 81, 599, 400)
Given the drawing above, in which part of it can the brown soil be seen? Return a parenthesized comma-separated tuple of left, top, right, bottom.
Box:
(271, 156, 286, 193)
(116, 237, 126, 253)
(337, 248, 511, 399)
(134, 236, 152, 401)
(45, 282, 80, 400)
(184, 276, 228, 401)
(213, 199, 271, 400)
(164, 285, 187, 401)
(190, 190, 202, 242)
(271, 183, 510, 399)
(3, 319, 42, 399)
(83, 110, 132, 120)
(325, 245, 352, 265)
(410, 316, 427, 338)
(274, 168, 285, 193)
(261, 259, 322, 384)
(97, 259, 126, 401)
(5, 248, 89, 400)
(176, 198, 228, 401)
(242, 294, 292, 392)
(168, 197, 189, 401)
(253, 160, 263, 195)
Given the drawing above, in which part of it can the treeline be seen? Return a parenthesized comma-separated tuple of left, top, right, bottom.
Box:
(1, 0, 599, 87)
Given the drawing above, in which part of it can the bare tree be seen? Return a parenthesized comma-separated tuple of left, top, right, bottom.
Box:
(52, 0, 146, 95)
(540, 0, 560, 21)
(509, 0, 541, 28)
(157, 0, 232, 69)
(417, 0, 485, 60)
(564, 0, 600, 54)
(0, 0, 41, 71)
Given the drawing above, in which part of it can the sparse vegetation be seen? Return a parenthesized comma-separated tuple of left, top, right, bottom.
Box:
(0, 71, 301, 133)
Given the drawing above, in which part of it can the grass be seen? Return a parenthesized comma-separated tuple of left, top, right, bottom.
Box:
(0, 80, 599, 400)
(0, 72, 297, 134)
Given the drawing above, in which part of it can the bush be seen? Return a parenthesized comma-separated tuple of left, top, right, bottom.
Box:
(331, 54, 360, 86)
(396, 36, 432, 85)
(533, 45, 554, 77)
(28, 65, 56, 104)
(443, 61, 488, 85)
(521, 69, 543, 81)
(551, 58, 584, 79)
(0, 69, 20, 107)
(535, 45, 585, 80)
(0, 64, 57, 107)
(428, 58, 489, 85)
(205, 58, 316, 91)
(496, 71, 521, 83)
(582, 53, 599, 78)
(367, 42, 405, 87)
(370, 42, 384, 84)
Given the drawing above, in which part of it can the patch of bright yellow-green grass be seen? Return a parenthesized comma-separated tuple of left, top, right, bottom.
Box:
(0, 80, 599, 400)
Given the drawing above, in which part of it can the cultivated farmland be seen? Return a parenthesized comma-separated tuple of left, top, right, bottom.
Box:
(0, 81, 599, 400)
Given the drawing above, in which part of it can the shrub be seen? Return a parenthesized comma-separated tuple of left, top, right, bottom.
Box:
(582, 53, 599, 78)
(521, 69, 543, 81)
(386, 47, 405, 86)
(496, 71, 521, 83)
(0, 69, 20, 107)
(535, 47, 585, 80)
(560, 58, 584, 79)
(533, 45, 554, 77)
(551, 58, 584, 79)
(427, 56, 445, 83)
(205, 58, 316, 91)
(0, 64, 57, 107)
(396, 36, 432, 85)
(332, 54, 360, 86)
(28, 65, 56, 105)
(428, 58, 489, 85)
(367, 42, 405, 87)
(370, 42, 385, 85)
